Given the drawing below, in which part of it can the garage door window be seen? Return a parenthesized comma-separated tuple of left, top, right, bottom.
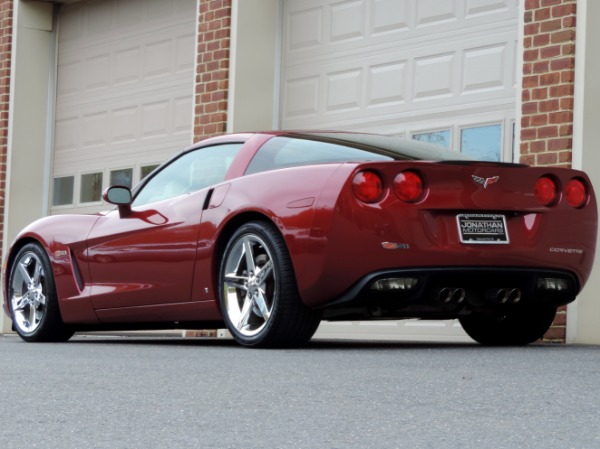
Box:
(80, 173, 103, 203)
(52, 176, 74, 206)
(141, 165, 160, 181)
(412, 130, 451, 149)
(110, 168, 133, 189)
(460, 124, 502, 162)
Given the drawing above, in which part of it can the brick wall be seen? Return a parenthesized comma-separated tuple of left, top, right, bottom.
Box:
(0, 0, 13, 266)
(521, 0, 577, 342)
(193, 0, 232, 142)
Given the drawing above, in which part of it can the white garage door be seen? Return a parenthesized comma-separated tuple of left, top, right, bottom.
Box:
(282, 0, 518, 342)
(282, 0, 518, 161)
(51, 0, 196, 215)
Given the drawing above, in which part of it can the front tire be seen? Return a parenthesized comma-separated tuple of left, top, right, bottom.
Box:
(219, 221, 321, 348)
(459, 305, 557, 346)
(8, 243, 73, 342)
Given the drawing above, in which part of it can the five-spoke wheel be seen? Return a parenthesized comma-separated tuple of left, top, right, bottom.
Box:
(219, 221, 321, 347)
(8, 243, 73, 342)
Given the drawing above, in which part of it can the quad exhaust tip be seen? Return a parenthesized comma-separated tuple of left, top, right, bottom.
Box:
(439, 287, 466, 304)
(488, 288, 522, 304)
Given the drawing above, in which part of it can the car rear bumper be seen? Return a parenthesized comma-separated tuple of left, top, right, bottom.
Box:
(320, 267, 579, 321)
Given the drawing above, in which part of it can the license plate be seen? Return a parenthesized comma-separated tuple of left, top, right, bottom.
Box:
(457, 214, 509, 244)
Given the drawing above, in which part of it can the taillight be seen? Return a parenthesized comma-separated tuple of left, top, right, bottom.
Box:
(394, 170, 425, 203)
(352, 170, 384, 203)
(535, 176, 559, 206)
(565, 178, 587, 208)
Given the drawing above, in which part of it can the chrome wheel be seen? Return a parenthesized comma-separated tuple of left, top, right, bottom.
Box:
(10, 251, 47, 335)
(219, 222, 322, 348)
(8, 243, 73, 342)
(222, 233, 276, 337)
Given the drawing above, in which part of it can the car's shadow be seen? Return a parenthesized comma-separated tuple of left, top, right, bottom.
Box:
(64, 334, 561, 351)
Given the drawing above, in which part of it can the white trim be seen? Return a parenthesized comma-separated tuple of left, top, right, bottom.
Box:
(191, 0, 201, 143)
(567, 0, 589, 343)
(43, 8, 58, 216)
(571, 0, 586, 172)
(226, 0, 239, 134)
(272, 0, 283, 130)
(513, 0, 525, 164)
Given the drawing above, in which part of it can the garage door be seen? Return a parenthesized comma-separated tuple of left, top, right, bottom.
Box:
(51, 0, 196, 215)
(282, 0, 517, 160)
(282, 0, 518, 341)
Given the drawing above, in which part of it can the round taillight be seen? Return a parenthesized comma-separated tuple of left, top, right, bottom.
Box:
(565, 178, 587, 208)
(394, 170, 425, 203)
(535, 176, 559, 206)
(352, 170, 384, 203)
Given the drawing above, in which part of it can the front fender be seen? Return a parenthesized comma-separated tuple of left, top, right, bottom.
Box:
(3, 214, 102, 323)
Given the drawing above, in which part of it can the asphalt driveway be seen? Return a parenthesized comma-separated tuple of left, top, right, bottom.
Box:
(1, 335, 598, 449)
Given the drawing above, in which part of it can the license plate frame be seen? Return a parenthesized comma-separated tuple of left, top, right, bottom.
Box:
(457, 213, 509, 244)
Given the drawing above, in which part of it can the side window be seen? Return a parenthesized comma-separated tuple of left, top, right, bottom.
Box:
(132, 143, 243, 207)
(245, 137, 391, 175)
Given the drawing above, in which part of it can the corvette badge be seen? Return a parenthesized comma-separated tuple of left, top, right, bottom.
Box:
(472, 175, 499, 189)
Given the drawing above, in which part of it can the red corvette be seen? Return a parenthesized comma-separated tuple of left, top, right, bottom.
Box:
(3, 131, 597, 347)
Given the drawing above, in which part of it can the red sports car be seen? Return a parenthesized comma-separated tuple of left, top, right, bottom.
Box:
(3, 131, 597, 347)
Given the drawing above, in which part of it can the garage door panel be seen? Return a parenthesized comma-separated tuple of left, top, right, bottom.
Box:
(284, 0, 517, 65)
(282, 35, 517, 129)
(52, 0, 195, 213)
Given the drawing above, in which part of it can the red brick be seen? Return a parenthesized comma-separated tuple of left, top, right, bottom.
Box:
(540, 72, 561, 86)
(522, 101, 538, 114)
(540, 45, 561, 59)
(538, 99, 560, 112)
(561, 70, 575, 83)
(552, 3, 576, 18)
(550, 57, 575, 71)
(549, 111, 573, 124)
(551, 29, 575, 44)
(547, 138, 572, 151)
(522, 75, 539, 89)
(524, 49, 540, 62)
(530, 114, 548, 126)
(521, 127, 537, 140)
(525, 0, 540, 9)
(559, 124, 573, 136)
(537, 152, 558, 165)
(560, 97, 574, 110)
(558, 151, 573, 164)
(562, 15, 576, 28)
(538, 126, 559, 138)
(532, 87, 548, 100)
(543, 325, 565, 341)
(533, 33, 550, 47)
(524, 23, 539, 36)
(540, 19, 562, 33)
(520, 154, 536, 166)
(532, 60, 549, 74)
(562, 43, 576, 56)
(534, 7, 552, 22)
(549, 84, 573, 98)
(529, 140, 546, 153)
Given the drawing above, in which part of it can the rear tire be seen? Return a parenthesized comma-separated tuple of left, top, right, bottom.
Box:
(8, 243, 74, 342)
(459, 306, 557, 346)
(218, 221, 321, 348)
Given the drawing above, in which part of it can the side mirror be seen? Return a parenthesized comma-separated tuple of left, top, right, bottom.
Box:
(102, 186, 133, 218)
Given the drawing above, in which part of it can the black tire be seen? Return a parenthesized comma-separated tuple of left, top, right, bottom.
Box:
(8, 243, 74, 342)
(218, 221, 321, 348)
(459, 305, 557, 346)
